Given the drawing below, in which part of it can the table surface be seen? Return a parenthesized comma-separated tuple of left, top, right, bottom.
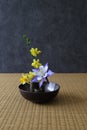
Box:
(0, 73, 87, 130)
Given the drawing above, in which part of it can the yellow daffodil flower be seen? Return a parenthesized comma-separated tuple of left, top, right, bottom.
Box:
(20, 74, 29, 84)
(30, 48, 41, 57)
(31, 59, 42, 68)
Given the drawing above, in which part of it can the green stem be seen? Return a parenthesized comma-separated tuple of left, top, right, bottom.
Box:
(30, 82, 33, 92)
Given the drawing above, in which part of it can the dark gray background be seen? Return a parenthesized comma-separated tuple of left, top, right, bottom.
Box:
(0, 0, 87, 73)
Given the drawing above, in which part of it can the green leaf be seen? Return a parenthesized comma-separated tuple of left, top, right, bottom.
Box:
(22, 34, 27, 39)
(22, 34, 31, 45)
(26, 38, 31, 45)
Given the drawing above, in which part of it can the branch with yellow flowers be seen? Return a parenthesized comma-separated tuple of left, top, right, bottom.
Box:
(20, 35, 54, 92)
(30, 48, 42, 68)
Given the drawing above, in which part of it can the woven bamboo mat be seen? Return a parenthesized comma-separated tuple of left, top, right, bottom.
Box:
(0, 73, 87, 130)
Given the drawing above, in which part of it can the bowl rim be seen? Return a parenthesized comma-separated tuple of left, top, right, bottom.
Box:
(19, 82, 60, 94)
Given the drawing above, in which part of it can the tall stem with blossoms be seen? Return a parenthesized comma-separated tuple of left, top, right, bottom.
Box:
(20, 35, 54, 92)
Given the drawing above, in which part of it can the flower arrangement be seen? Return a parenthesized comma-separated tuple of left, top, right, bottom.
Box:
(20, 35, 54, 92)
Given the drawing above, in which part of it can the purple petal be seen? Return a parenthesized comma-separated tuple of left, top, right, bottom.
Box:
(32, 68, 39, 73)
(44, 63, 48, 72)
(39, 78, 45, 88)
(47, 70, 54, 77)
(31, 77, 38, 82)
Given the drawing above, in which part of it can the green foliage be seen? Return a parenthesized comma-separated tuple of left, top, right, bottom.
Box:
(22, 34, 31, 45)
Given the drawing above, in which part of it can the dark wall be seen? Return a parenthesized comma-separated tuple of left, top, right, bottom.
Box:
(0, 0, 87, 72)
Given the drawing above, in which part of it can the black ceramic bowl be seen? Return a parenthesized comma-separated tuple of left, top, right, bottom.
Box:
(19, 82, 60, 103)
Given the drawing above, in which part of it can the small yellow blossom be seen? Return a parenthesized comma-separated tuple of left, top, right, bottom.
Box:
(20, 72, 35, 84)
(31, 59, 42, 68)
(20, 74, 29, 84)
(30, 48, 41, 57)
(27, 71, 35, 80)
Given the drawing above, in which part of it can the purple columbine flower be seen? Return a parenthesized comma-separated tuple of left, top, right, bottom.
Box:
(32, 63, 54, 87)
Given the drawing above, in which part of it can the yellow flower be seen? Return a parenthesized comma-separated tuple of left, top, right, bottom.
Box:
(20, 74, 29, 84)
(30, 48, 41, 57)
(31, 59, 42, 68)
(20, 72, 35, 85)
(27, 71, 35, 80)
